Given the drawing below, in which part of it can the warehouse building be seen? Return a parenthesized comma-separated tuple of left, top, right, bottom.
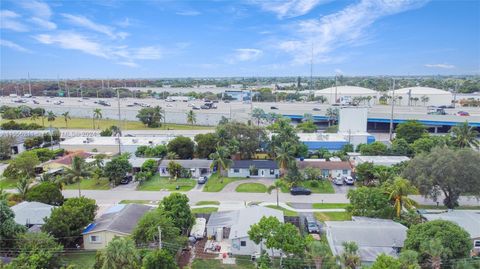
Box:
(314, 86, 378, 105)
(388, 87, 453, 106)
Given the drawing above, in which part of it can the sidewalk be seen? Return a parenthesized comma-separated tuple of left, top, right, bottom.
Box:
(190, 202, 346, 213)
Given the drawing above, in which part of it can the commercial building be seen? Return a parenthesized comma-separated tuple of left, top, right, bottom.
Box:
(206, 207, 284, 256)
(314, 86, 378, 105)
(388, 87, 453, 106)
(228, 160, 279, 178)
(325, 217, 408, 264)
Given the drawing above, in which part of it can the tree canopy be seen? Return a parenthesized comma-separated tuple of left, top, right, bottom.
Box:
(395, 121, 427, 143)
(167, 136, 195, 159)
(26, 182, 64, 206)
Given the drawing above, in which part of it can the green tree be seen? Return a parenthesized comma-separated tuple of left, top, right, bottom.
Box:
(142, 249, 178, 269)
(370, 254, 401, 269)
(411, 135, 449, 155)
(395, 121, 427, 143)
(340, 241, 361, 269)
(186, 110, 196, 125)
(4, 151, 40, 178)
(209, 146, 232, 177)
(267, 180, 286, 207)
(26, 182, 64, 205)
(5, 232, 63, 269)
(65, 155, 91, 197)
(93, 108, 102, 129)
(167, 136, 195, 159)
(403, 147, 480, 208)
(0, 200, 27, 249)
(325, 107, 339, 126)
(307, 241, 334, 269)
(358, 142, 388, 156)
(248, 216, 282, 255)
(103, 156, 132, 186)
(251, 107, 267, 125)
(141, 159, 158, 175)
(216, 121, 265, 159)
(296, 119, 317, 133)
(383, 177, 418, 218)
(346, 187, 393, 218)
(391, 138, 412, 156)
(62, 111, 71, 128)
(404, 220, 471, 264)
(167, 160, 183, 179)
(165, 151, 179, 160)
(137, 106, 164, 128)
(449, 121, 479, 149)
(304, 167, 321, 180)
(194, 133, 218, 158)
(0, 135, 16, 160)
(99, 237, 140, 269)
(160, 193, 195, 234)
(47, 110, 56, 123)
(275, 142, 295, 176)
(420, 238, 447, 269)
(398, 250, 421, 269)
(16, 176, 30, 200)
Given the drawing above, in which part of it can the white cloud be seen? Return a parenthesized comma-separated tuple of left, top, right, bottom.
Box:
(131, 46, 163, 60)
(255, 0, 328, 19)
(424, 63, 455, 69)
(19, 0, 52, 18)
(0, 39, 32, 53)
(30, 17, 56, 30)
(0, 10, 29, 32)
(117, 61, 139, 68)
(176, 10, 201, 16)
(278, 0, 429, 65)
(228, 48, 263, 63)
(62, 14, 127, 39)
(34, 32, 108, 58)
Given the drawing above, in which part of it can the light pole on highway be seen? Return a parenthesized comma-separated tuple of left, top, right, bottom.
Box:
(389, 78, 396, 141)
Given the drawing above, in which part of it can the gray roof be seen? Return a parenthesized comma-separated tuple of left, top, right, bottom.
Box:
(207, 206, 284, 239)
(422, 211, 480, 239)
(325, 217, 407, 262)
(82, 204, 151, 235)
(11, 201, 55, 226)
(231, 160, 278, 169)
(159, 159, 213, 169)
(129, 157, 160, 168)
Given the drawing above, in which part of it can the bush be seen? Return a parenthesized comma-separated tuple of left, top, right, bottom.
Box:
(26, 182, 64, 205)
(309, 180, 319, 188)
(1, 121, 43, 130)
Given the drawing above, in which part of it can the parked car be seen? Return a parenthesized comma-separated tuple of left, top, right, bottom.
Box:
(290, 187, 311, 195)
(120, 175, 133, 184)
(305, 215, 320, 234)
(32, 100, 39, 104)
(457, 111, 470, 116)
(333, 177, 344, 186)
(270, 106, 278, 110)
(343, 176, 354, 185)
(166, 104, 173, 107)
(312, 108, 321, 111)
(197, 176, 208, 184)
(192, 105, 200, 110)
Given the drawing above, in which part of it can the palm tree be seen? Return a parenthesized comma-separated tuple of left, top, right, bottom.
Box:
(251, 108, 266, 125)
(61, 112, 71, 128)
(30, 113, 39, 123)
(93, 108, 102, 129)
(64, 156, 91, 197)
(384, 177, 418, 218)
(325, 107, 339, 126)
(209, 146, 232, 177)
(186, 110, 196, 125)
(275, 142, 295, 176)
(165, 152, 179, 160)
(450, 121, 479, 149)
(0, 188, 8, 201)
(47, 111, 56, 123)
(340, 241, 361, 269)
(421, 238, 446, 269)
(267, 180, 285, 207)
(101, 237, 140, 269)
(16, 177, 30, 200)
(307, 241, 331, 269)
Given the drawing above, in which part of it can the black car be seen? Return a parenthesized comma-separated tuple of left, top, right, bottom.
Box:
(120, 175, 133, 184)
(290, 187, 311, 195)
(270, 106, 278, 110)
(312, 108, 321, 111)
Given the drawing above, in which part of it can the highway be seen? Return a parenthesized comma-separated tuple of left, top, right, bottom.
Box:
(1, 96, 479, 126)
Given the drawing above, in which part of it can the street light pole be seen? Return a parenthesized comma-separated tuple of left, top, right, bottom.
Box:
(389, 78, 396, 141)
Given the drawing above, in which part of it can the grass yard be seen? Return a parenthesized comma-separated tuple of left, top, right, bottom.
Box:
(60, 251, 97, 269)
(191, 258, 255, 269)
(265, 205, 299, 217)
(235, 183, 267, 193)
(0, 177, 18, 189)
(314, 211, 352, 222)
(196, 201, 220, 206)
(137, 175, 196, 191)
(191, 207, 218, 214)
(63, 178, 110, 190)
(417, 204, 480, 210)
(0, 117, 213, 130)
(120, 200, 158, 204)
(203, 173, 244, 192)
(312, 203, 350, 209)
(280, 180, 335, 194)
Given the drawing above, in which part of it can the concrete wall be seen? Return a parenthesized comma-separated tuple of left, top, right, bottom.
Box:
(231, 237, 282, 257)
(339, 107, 368, 133)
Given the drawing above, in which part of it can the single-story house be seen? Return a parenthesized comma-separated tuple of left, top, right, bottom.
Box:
(82, 204, 151, 250)
(11, 201, 55, 232)
(353, 155, 410, 167)
(228, 160, 279, 178)
(129, 157, 160, 173)
(159, 159, 213, 178)
(296, 160, 352, 178)
(421, 211, 480, 255)
(37, 151, 93, 174)
(206, 206, 284, 256)
(325, 217, 408, 264)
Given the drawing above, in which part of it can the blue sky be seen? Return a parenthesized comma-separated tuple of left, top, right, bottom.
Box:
(1, 0, 479, 79)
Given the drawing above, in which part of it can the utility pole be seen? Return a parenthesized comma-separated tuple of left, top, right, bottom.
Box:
(80, 82, 83, 99)
(389, 78, 396, 141)
(334, 74, 338, 103)
(117, 88, 122, 154)
(157, 226, 162, 249)
(28, 72, 32, 95)
(64, 80, 69, 98)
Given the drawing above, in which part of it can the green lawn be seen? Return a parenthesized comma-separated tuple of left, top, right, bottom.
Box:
(137, 175, 196, 191)
(120, 200, 158, 205)
(196, 201, 220, 206)
(0, 117, 213, 130)
(314, 212, 352, 221)
(280, 180, 334, 194)
(192, 207, 219, 214)
(417, 204, 480, 210)
(235, 183, 267, 193)
(312, 203, 350, 209)
(191, 258, 255, 269)
(63, 178, 110, 190)
(265, 205, 299, 217)
(60, 251, 97, 269)
(203, 173, 245, 192)
(0, 177, 18, 189)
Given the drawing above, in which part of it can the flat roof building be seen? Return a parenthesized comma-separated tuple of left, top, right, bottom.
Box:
(354, 155, 410, 167)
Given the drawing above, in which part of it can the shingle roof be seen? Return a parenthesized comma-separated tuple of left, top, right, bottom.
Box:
(11, 201, 55, 226)
(297, 160, 351, 170)
(231, 160, 278, 169)
(53, 151, 92, 165)
(129, 157, 160, 168)
(82, 204, 151, 235)
(159, 159, 213, 169)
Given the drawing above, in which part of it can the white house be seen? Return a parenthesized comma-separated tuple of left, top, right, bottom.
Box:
(159, 159, 213, 178)
(296, 160, 352, 178)
(227, 160, 279, 178)
(206, 207, 284, 256)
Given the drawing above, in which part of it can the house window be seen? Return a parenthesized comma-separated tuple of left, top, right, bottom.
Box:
(233, 168, 240, 173)
(270, 169, 274, 175)
(474, 240, 480, 248)
(342, 170, 348, 175)
(90, 235, 100, 243)
(240, 241, 246, 247)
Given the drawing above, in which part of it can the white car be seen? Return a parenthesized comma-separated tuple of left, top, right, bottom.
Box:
(166, 104, 173, 107)
(343, 176, 355, 185)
